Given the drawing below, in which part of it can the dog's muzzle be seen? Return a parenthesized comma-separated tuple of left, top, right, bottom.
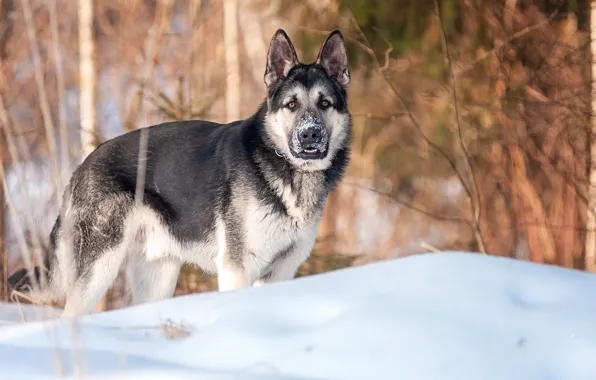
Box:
(291, 114, 329, 160)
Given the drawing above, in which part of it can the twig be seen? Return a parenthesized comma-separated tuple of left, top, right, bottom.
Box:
(125, 0, 174, 131)
(380, 47, 393, 72)
(9, 291, 26, 322)
(0, 91, 46, 290)
(342, 180, 471, 225)
(339, 11, 475, 203)
(0, 162, 39, 295)
(291, 18, 477, 228)
(420, 242, 441, 252)
(434, 0, 487, 254)
(454, 10, 558, 78)
(290, 23, 380, 62)
(20, 0, 62, 200)
(134, 128, 149, 206)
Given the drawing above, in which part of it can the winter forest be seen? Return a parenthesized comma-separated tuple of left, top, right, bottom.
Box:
(1, 0, 595, 311)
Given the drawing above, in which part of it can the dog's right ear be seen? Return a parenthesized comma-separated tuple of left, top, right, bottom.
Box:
(264, 29, 299, 87)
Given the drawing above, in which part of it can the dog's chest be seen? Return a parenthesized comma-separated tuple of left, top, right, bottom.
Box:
(242, 195, 320, 259)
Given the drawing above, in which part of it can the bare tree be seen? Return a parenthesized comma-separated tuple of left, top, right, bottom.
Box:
(124, 0, 174, 132)
(223, 0, 240, 121)
(434, 0, 486, 254)
(79, 0, 103, 310)
(586, 0, 596, 271)
(49, 0, 70, 173)
(79, 0, 97, 160)
(239, 0, 267, 87)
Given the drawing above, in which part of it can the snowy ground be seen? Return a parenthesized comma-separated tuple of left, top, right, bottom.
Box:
(1, 251, 596, 379)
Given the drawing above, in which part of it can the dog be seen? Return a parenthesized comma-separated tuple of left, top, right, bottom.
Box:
(8, 28, 352, 317)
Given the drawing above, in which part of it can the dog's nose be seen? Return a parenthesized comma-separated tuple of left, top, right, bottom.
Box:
(299, 127, 323, 146)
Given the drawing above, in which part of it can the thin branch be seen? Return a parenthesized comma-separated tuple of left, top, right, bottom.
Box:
(434, 0, 487, 253)
(454, 10, 558, 78)
(338, 11, 475, 203)
(342, 180, 472, 225)
(20, 0, 62, 200)
(381, 47, 393, 71)
(0, 90, 47, 289)
(350, 112, 408, 121)
(0, 153, 39, 295)
(125, 0, 174, 131)
(291, 18, 477, 231)
(420, 242, 442, 252)
(134, 128, 149, 207)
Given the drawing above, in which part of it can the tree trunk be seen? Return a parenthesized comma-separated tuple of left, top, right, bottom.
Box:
(79, 0, 105, 311)
(239, 0, 267, 87)
(79, 0, 97, 161)
(223, 0, 240, 122)
(585, 0, 596, 271)
(49, 0, 69, 175)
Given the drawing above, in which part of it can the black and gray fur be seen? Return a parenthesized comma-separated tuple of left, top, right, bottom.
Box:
(8, 29, 352, 317)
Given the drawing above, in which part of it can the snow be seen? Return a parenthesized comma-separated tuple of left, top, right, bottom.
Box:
(1, 251, 596, 379)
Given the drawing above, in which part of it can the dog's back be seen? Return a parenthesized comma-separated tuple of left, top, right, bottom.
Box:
(11, 118, 252, 311)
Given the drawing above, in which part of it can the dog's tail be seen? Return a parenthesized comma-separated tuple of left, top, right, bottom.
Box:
(7, 248, 57, 300)
(8, 265, 46, 292)
(7, 219, 62, 302)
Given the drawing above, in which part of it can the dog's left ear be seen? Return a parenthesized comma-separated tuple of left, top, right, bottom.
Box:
(265, 29, 300, 87)
(316, 30, 350, 86)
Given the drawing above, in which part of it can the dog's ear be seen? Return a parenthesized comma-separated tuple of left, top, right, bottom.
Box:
(264, 29, 299, 87)
(316, 30, 350, 87)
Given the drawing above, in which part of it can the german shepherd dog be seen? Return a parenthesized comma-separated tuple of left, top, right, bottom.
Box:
(8, 29, 352, 317)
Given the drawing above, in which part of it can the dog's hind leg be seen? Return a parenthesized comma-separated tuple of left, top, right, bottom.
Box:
(58, 193, 133, 317)
(61, 245, 127, 317)
(126, 257, 182, 306)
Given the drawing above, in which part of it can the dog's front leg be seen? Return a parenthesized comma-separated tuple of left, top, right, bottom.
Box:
(216, 247, 253, 292)
(253, 230, 317, 287)
(217, 264, 252, 291)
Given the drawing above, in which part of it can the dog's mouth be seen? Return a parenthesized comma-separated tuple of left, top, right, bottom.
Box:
(295, 145, 327, 160)
(303, 147, 320, 155)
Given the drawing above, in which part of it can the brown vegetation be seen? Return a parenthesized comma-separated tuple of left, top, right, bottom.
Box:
(1, 0, 595, 309)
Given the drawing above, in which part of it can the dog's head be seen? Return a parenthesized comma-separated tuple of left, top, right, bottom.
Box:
(263, 29, 351, 171)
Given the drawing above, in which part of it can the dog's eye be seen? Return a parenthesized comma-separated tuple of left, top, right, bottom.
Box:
(287, 101, 296, 110)
(319, 100, 330, 108)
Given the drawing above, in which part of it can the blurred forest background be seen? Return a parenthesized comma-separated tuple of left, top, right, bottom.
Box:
(1, 0, 596, 311)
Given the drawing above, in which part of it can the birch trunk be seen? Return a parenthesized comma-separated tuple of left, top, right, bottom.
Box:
(49, 0, 69, 174)
(585, 1, 596, 271)
(79, 0, 105, 310)
(239, 0, 267, 87)
(79, 0, 96, 160)
(223, 0, 240, 122)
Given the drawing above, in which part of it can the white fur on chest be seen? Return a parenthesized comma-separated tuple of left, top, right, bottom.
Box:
(243, 196, 319, 273)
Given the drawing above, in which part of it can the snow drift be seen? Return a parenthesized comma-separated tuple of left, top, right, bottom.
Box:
(1, 251, 596, 380)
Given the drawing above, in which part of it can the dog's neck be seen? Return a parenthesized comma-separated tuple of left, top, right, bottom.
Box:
(247, 103, 329, 223)
(254, 152, 328, 224)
